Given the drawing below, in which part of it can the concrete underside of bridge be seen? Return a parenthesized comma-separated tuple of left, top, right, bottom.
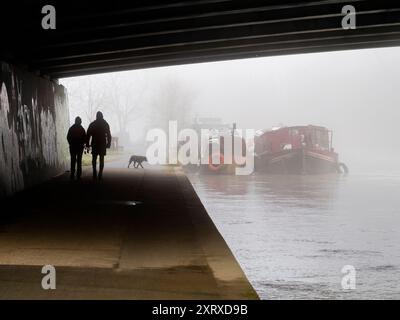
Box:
(2, 1, 400, 78)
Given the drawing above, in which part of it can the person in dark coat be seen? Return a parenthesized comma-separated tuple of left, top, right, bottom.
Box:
(86, 111, 112, 180)
(67, 116, 86, 180)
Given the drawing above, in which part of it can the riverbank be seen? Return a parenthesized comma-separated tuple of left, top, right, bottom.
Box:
(0, 166, 257, 299)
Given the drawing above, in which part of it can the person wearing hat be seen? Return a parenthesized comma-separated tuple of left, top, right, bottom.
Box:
(86, 111, 112, 180)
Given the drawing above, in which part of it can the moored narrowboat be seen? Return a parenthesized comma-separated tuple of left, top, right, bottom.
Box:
(254, 125, 348, 174)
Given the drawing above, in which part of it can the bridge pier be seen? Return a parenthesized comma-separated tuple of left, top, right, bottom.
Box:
(0, 61, 69, 198)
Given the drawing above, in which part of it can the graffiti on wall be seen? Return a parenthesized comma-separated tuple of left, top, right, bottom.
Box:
(0, 61, 69, 197)
(0, 83, 23, 195)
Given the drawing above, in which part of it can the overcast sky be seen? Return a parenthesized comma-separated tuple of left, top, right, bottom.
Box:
(61, 46, 400, 173)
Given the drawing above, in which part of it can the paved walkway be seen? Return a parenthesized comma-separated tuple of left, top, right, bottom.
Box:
(0, 164, 258, 299)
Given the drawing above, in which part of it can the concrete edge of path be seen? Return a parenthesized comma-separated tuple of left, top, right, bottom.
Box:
(174, 167, 259, 300)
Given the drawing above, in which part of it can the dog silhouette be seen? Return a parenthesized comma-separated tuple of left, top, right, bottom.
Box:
(128, 155, 148, 168)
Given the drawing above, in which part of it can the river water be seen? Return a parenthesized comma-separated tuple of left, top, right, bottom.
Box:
(187, 172, 400, 299)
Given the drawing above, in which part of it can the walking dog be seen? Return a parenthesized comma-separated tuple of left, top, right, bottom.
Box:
(128, 155, 148, 168)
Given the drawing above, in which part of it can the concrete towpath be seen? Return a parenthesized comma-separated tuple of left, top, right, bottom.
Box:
(0, 164, 258, 299)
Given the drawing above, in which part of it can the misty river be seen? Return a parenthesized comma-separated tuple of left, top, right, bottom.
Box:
(187, 172, 400, 299)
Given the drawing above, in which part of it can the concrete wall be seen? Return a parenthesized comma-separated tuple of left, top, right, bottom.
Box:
(0, 61, 69, 197)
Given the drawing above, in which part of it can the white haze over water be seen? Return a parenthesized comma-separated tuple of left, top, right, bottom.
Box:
(61, 47, 400, 174)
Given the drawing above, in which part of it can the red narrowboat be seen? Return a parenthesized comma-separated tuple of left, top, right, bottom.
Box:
(254, 125, 348, 174)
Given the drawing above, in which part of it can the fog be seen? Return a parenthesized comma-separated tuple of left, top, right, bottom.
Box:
(61, 47, 400, 173)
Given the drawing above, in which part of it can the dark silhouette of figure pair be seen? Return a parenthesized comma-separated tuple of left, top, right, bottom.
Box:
(67, 111, 111, 180)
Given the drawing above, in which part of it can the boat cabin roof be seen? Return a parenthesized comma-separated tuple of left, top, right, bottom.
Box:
(256, 125, 329, 138)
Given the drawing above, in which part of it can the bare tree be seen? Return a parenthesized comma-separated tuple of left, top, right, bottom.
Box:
(150, 77, 195, 132)
(106, 75, 147, 136)
(66, 77, 107, 125)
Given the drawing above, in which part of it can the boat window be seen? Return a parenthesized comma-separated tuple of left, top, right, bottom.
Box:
(313, 129, 329, 149)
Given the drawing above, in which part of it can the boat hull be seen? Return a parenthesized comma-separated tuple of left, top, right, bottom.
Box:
(255, 149, 338, 174)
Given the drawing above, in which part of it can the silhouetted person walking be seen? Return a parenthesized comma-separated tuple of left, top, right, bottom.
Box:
(67, 116, 86, 180)
(86, 111, 112, 180)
